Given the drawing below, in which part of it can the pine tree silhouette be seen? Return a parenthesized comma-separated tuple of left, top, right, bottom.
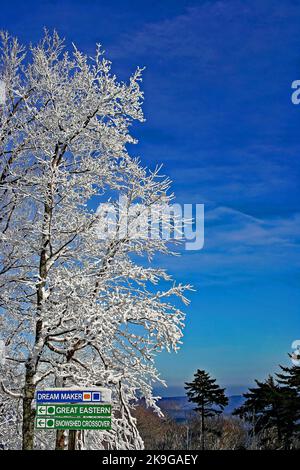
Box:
(276, 364, 300, 442)
(185, 369, 228, 450)
(276, 364, 300, 392)
(233, 375, 299, 449)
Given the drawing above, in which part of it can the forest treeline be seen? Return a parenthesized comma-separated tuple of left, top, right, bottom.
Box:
(133, 360, 300, 450)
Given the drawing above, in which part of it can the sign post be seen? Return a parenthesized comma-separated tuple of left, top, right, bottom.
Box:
(35, 388, 112, 431)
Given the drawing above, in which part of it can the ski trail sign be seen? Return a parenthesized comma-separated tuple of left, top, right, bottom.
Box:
(35, 388, 112, 431)
(36, 403, 112, 418)
(35, 417, 111, 430)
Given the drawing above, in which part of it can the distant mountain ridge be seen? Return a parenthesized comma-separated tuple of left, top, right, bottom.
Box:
(157, 395, 245, 423)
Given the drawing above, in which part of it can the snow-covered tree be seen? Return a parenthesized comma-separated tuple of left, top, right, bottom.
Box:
(0, 31, 191, 450)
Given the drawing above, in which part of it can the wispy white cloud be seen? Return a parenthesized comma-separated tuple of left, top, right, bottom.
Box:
(155, 204, 300, 286)
(111, 0, 300, 75)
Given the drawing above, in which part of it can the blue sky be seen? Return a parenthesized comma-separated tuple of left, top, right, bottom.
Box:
(2, 0, 300, 395)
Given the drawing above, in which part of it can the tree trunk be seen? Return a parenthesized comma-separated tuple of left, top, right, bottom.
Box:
(275, 410, 283, 448)
(22, 364, 36, 450)
(54, 374, 68, 450)
(55, 351, 79, 450)
(22, 318, 44, 450)
(201, 402, 205, 450)
(22, 189, 51, 449)
(68, 430, 77, 450)
(55, 430, 67, 450)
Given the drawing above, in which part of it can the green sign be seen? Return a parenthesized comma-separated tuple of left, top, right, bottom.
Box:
(36, 403, 111, 418)
(35, 417, 111, 430)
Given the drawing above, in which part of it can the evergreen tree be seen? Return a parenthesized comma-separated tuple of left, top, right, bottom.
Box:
(185, 369, 228, 450)
(233, 375, 299, 449)
(276, 364, 300, 393)
(276, 364, 300, 439)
